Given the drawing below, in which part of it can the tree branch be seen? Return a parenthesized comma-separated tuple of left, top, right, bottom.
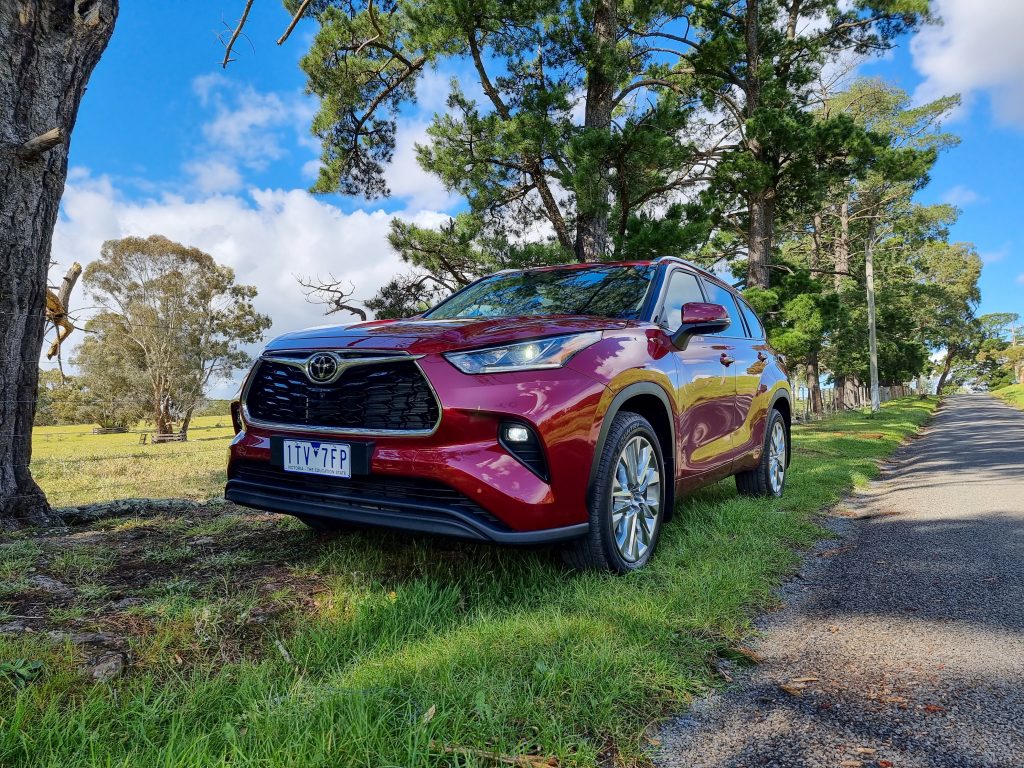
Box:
(221, 0, 255, 68)
(21, 128, 64, 158)
(277, 0, 312, 45)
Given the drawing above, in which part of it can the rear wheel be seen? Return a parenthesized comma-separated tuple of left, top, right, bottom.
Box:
(735, 409, 788, 498)
(563, 412, 667, 573)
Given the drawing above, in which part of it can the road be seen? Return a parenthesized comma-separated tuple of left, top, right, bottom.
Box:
(657, 394, 1024, 768)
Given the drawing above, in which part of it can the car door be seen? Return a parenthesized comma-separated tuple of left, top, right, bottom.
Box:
(697, 278, 754, 467)
(655, 268, 736, 476)
(733, 295, 772, 459)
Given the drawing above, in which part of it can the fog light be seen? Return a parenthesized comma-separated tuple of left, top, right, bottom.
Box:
(504, 424, 531, 443)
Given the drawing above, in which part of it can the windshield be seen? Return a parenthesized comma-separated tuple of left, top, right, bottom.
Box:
(424, 265, 655, 320)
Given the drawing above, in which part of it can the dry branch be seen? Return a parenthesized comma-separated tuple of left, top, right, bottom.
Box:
(21, 128, 63, 158)
(277, 0, 312, 45)
(296, 274, 368, 320)
(221, 0, 255, 68)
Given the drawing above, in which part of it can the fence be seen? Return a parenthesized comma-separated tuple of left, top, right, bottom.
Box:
(791, 381, 930, 423)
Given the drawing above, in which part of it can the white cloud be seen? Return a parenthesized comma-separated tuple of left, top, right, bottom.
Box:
(384, 119, 459, 210)
(184, 75, 318, 193)
(941, 184, 982, 208)
(51, 170, 445, 396)
(1016, 273, 1024, 286)
(301, 158, 321, 180)
(910, 0, 1024, 126)
(980, 243, 1010, 265)
(183, 160, 244, 195)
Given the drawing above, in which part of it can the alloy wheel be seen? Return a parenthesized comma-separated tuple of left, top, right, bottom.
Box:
(611, 435, 661, 563)
(768, 420, 786, 494)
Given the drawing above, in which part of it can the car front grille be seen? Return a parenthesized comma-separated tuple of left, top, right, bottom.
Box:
(244, 355, 439, 433)
(230, 460, 504, 526)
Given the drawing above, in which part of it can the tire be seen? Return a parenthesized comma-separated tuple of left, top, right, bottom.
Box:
(735, 408, 788, 498)
(563, 412, 667, 573)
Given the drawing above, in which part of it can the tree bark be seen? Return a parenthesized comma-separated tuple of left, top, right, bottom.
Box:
(806, 351, 823, 415)
(834, 200, 850, 291)
(746, 189, 775, 288)
(741, 0, 775, 290)
(936, 350, 955, 394)
(1, 1, 118, 526)
(574, 0, 617, 262)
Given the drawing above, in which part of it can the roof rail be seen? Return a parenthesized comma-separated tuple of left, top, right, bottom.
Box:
(653, 255, 716, 276)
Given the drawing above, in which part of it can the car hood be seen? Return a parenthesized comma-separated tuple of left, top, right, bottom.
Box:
(264, 315, 637, 355)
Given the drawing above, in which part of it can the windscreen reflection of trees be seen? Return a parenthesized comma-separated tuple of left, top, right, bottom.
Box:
(425, 267, 654, 320)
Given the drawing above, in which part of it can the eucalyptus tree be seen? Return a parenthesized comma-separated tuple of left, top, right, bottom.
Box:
(82, 236, 272, 436)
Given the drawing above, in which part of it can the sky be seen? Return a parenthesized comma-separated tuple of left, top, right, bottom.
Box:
(52, 0, 1024, 395)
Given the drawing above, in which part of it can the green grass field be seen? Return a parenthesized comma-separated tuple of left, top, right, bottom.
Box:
(993, 383, 1024, 410)
(31, 415, 234, 508)
(2, 398, 937, 767)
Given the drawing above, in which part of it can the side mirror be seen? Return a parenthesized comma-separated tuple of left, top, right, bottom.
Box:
(671, 302, 730, 349)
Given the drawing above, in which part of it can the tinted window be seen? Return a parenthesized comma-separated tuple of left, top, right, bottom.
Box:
(425, 265, 655, 320)
(700, 280, 744, 337)
(658, 270, 705, 327)
(739, 299, 765, 339)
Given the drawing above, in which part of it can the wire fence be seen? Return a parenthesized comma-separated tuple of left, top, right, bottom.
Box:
(791, 381, 930, 423)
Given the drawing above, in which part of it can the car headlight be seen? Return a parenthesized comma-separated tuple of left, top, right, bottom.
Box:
(444, 332, 602, 374)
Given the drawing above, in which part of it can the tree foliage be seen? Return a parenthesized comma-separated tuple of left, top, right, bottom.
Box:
(81, 235, 272, 434)
(288, 5, 996, 406)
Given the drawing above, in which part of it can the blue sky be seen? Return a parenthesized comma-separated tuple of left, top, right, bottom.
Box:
(53, 1, 1024, 392)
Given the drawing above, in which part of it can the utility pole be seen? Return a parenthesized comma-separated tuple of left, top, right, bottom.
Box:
(865, 221, 880, 412)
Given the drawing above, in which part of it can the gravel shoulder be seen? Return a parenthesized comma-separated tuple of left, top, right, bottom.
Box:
(657, 394, 1024, 768)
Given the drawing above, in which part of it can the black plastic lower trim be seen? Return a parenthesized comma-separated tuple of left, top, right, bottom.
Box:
(225, 480, 589, 545)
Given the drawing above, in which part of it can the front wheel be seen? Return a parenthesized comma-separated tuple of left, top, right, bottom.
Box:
(563, 412, 667, 573)
(735, 409, 788, 498)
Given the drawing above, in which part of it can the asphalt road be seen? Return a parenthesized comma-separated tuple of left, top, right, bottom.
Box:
(657, 394, 1024, 768)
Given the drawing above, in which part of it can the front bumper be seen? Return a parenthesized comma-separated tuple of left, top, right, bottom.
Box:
(226, 354, 609, 539)
(225, 461, 587, 544)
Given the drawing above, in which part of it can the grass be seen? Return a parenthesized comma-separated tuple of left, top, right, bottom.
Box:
(31, 414, 234, 507)
(0, 398, 937, 767)
(992, 383, 1024, 410)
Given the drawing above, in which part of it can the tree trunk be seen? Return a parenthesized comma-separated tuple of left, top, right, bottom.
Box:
(746, 190, 775, 288)
(806, 351, 823, 415)
(742, 0, 775, 290)
(154, 393, 174, 435)
(0, 1, 118, 526)
(574, 0, 617, 262)
(834, 200, 850, 291)
(180, 406, 194, 438)
(936, 351, 955, 394)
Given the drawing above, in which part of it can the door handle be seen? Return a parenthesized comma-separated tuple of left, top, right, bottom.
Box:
(757, 351, 768, 362)
(720, 353, 735, 367)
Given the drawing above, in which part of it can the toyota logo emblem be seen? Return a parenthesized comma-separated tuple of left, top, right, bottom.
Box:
(306, 352, 340, 383)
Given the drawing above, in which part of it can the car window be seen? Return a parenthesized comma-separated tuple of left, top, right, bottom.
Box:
(699, 280, 744, 337)
(657, 270, 705, 327)
(738, 299, 765, 339)
(424, 265, 655, 320)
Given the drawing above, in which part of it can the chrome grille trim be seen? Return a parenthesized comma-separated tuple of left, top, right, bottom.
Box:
(240, 349, 441, 437)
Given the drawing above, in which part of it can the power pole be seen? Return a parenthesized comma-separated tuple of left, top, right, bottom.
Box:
(865, 221, 880, 412)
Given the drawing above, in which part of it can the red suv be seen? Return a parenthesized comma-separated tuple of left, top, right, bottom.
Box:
(226, 258, 791, 572)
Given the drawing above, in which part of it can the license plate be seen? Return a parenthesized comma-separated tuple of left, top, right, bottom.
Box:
(282, 440, 351, 478)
